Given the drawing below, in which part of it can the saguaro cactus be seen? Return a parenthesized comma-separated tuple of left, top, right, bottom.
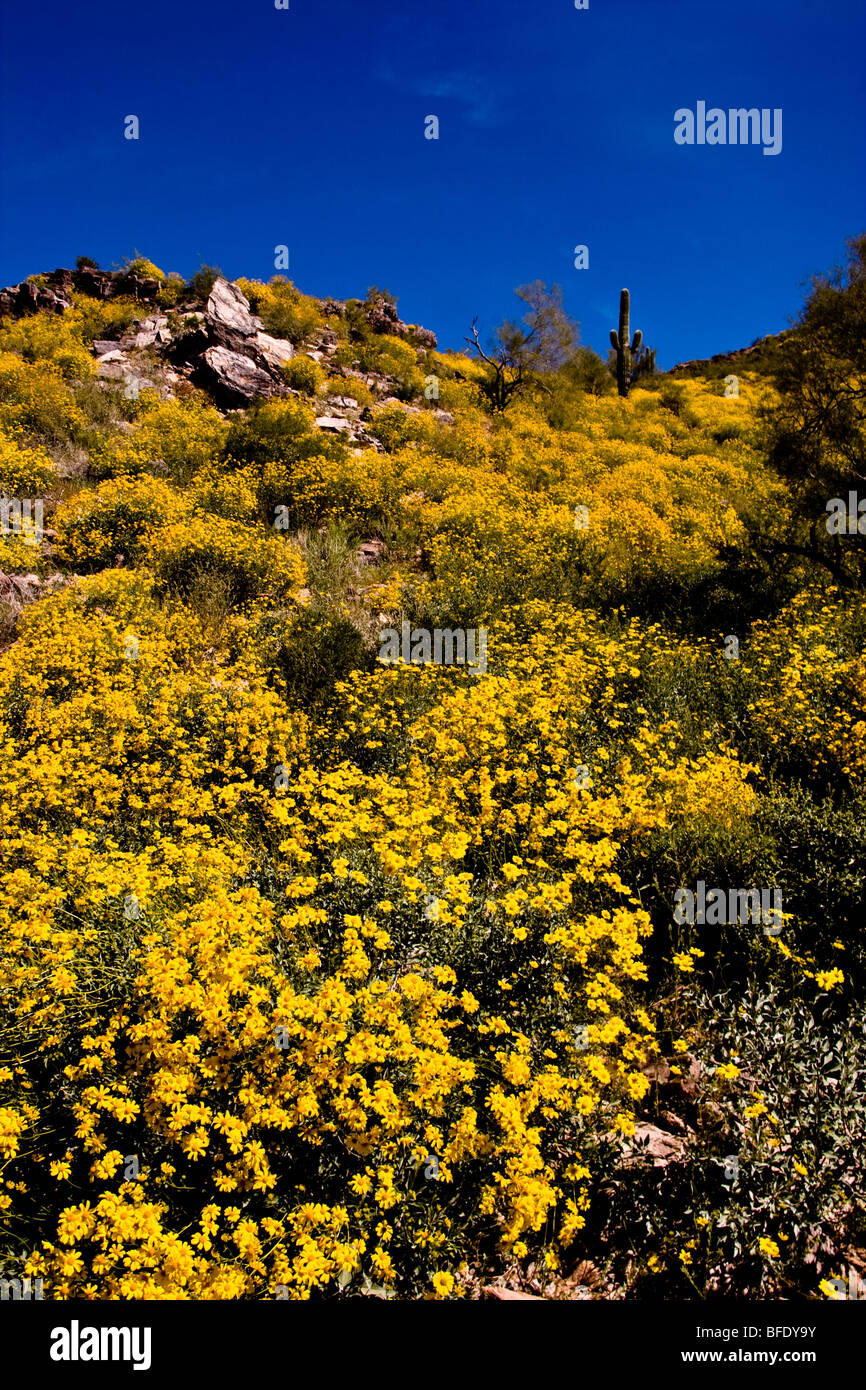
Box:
(610, 288, 643, 398)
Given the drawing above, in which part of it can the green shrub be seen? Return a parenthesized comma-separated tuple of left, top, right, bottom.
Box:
(54, 477, 185, 569)
(281, 355, 326, 396)
(224, 398, 345, 470)
(594, 983, 866, 1299)
(157, 274, 186, 309)
(189, 264, 222, 300)
(276, 607, 375, 708)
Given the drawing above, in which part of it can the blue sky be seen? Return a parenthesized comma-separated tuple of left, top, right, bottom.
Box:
(1, 0, 863, 366)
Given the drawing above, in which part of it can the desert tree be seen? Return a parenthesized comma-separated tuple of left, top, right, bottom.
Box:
(466, 281, 580, 411)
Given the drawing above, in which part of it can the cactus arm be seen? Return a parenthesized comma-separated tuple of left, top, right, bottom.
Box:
(610, 329, 620, 350)
(631, 329, 642, 353)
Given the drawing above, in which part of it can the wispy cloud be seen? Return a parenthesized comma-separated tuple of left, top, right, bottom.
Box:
(376, 61, 505, 128)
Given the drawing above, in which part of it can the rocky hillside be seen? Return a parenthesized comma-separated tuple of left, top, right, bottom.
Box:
(666, 328, 796, 380)
(0, 264, 446, 457)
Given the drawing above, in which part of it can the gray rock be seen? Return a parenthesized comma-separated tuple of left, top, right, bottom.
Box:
(358, 539, 386, 565)
(198, 345, 278, 406)
(253, 331, 294, 370)
(623, 1122, 688, 1167)
(96, 359, 128, 381)
(206, 278, 257, 339)
(314, 415, 351, 432)
(0, 279, 72, 318)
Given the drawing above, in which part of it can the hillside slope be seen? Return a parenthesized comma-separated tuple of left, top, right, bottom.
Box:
(0, 262, 864, 1303)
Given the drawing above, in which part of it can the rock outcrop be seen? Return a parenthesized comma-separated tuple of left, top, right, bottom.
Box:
(0, 266, 434, 441)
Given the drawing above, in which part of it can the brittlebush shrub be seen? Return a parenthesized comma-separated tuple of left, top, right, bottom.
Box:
(259, 452, 390, 531)
(0, 431, 58, 498)
(54, 478, 186, 569)
(126, 258, 165, 281)
(0, 352, 89, 449)
(90, 394, 228, 483)
(1, 281, 864, 1304)
(360, 335, 425, 400)
(224, 398, 345, 470)
(68, 293, 141, 345)
(281, 355, 326, 396)
(0, 311, 95, 381)
(323, 376, 373, 409)
(190, 468, 260, 524)
(147, 514, 307, 604)
(235, 277, 322, 345)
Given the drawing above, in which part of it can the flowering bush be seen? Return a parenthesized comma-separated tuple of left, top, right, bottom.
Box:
(281, 355, 326, 396)
(235, 277, 323, 345)
(146, 513, 306, 603)
(90, 394, 227, 482)
(54, 477, 186, 569)
(0, 351, 89, 448)
(0, 430, 58, 497)
(126, 257, 166, 281)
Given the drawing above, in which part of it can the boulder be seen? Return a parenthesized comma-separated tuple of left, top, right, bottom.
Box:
(253, 331, 294, 371)
(114, 273, 161, 303)
(72, 267, 116, 299)
(408, 324, 437, 350)
(206, 278, 258, 341)
(131, 314, 169, 348)
(624, 1122, 688, 1167)
(358, 539, 386, 565)
(314, 415, 351, 433)
(350, 427, 382, 450)
(0, 571, 42, 606)
(0, 279, 72, 318)
(197, 346, 279, 407)
(365, 294, 402, 335)
(47, 268, 74, 291)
